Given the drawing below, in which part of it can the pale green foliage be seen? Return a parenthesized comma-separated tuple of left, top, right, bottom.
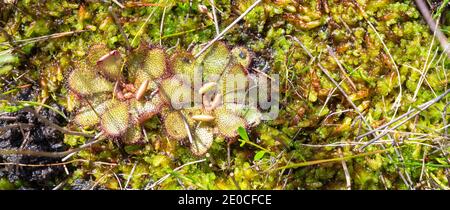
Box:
(68, 61, 113, 96)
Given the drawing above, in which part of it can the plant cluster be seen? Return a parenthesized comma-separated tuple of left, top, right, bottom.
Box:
(68, 41, 261, 156)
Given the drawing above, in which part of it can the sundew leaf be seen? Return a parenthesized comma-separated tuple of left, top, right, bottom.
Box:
(231, 46, 253, 69)
(73, 99, 114, 127)
(215, 107, 246, 138)
(197, 42, 231, 81)
(129, 96, 163, 124)
(225, 104, 262, 126)
(164, 111, 189, 140)
(190, 125, 214, 156)
(96, 50, 123, 80)
(67, 62, 113, 96)
(128, 46, 168, 91)
(219, 63, 249, 103)
(220, 63, 249, 87)
(170, 51, 197, 82)
(86, 44, 110, 66)
(122, 125, 143, 144)
(225, 62, 248, 77)
(84, 92, 112, 107)
(143, 47, 168, 79)
(242, 108, 262, 126)
(73, 107, 101, 127)
(133, 70, 160, 93)
(100, 100, 130, 137)
(127, 45, 148, 82)
(160, 76, 192, 109)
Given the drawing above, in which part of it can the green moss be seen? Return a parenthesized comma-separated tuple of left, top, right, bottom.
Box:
(0, 178, 16, 190)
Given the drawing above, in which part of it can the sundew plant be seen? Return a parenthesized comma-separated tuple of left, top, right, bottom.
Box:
(0, 0, 449, 190)
(68, 41, 271, 156)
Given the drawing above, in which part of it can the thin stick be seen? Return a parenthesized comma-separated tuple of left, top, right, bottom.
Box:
(338, 148, 351, 190)
(0, 123, 33, 131)
(124, 161, 138, 189)
(322, 109, 354, 124)
(0, 116, 17, 121)
(275, 149, 390, 171)
(285, 76, 306, 100)
(419, 149, 428, 182)
(404, 64, 438, 97)
(156, 24, 212, 41)
(124, 2, 165, 8)
(23, 107, 94, 138)
(156, 82, 194, 145)
(227, 142, 231, 169)
(0, 30, 87, 46)
(130, 4, 159, 47)
(111, 0, 125, 9)
(443, 102, 450, 137)
(296, 140, 441, 149)
(81, 97, 100, 119)
(142, 125, 149, 143)
(327, 46, 357, 91)
(52, 180, 67, 190)
(281, 169, 292, 190)
(113, 173, 123, 190)
(318, 80, 345, 115)
(415, 0, 450, 59)
(194, 0, 262, 58)
(209, 0, 220, 35)
(0, 133, 105, 158)
(412, 20, 440, 102)
(184, 0, 193, 22)
(0, 159, 117, 167)
(109, 6, 131, 50)
(360, 94, 450, 150)
(379, 174, 389, 190)
(62, 132, 104, 161)
(357, 88, 450, 142)
(89, 170, 112, 190)
(159, 6, 167, 46)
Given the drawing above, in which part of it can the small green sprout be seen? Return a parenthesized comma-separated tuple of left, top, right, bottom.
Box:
(237, 126, 272, 161)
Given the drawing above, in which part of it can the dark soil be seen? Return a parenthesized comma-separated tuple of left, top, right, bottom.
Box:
(0, 87, 69, 189)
